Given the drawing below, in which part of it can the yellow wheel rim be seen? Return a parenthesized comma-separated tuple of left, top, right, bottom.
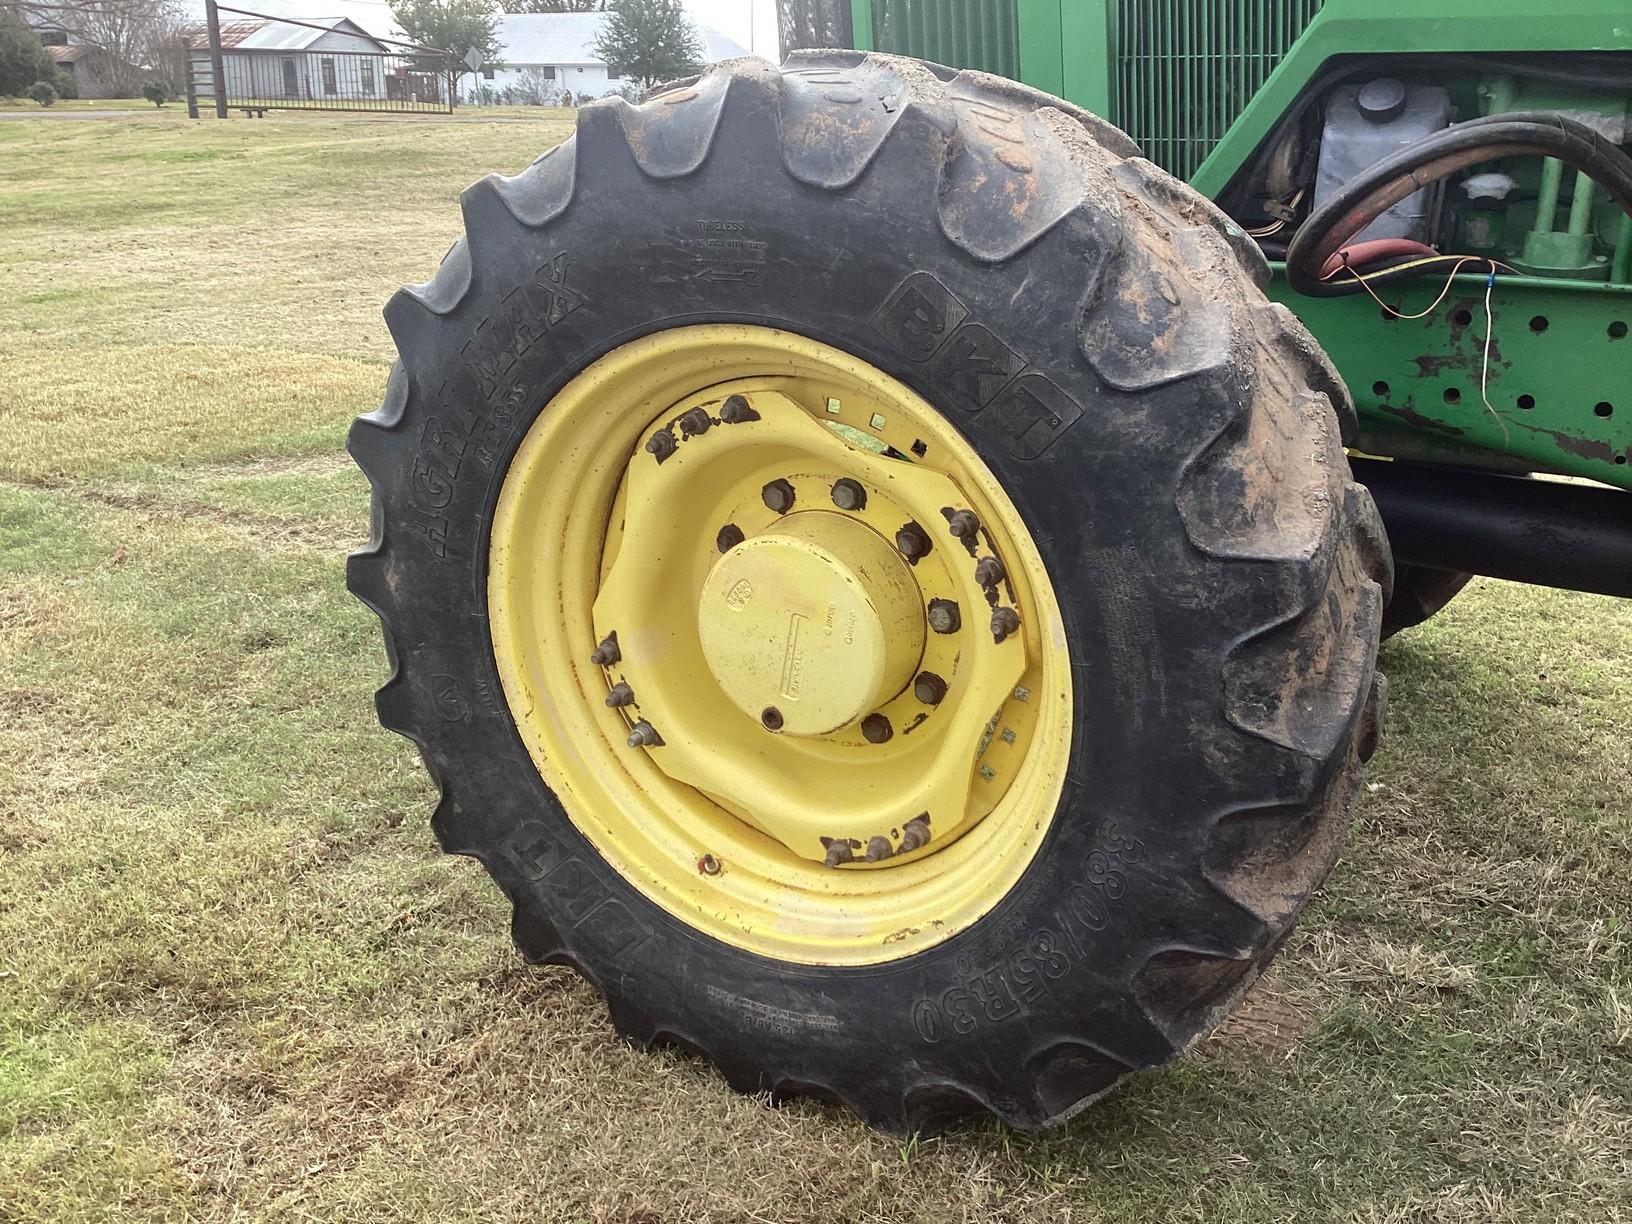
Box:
(488, 326, 1072, 965)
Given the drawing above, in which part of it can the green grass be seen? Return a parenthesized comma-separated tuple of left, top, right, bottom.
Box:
(2, 112, 1629, 1223)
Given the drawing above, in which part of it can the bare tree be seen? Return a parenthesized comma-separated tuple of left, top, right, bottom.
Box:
(6, 0, 184, 94)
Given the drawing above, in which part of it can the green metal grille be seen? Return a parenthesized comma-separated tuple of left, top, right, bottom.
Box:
(1116, 0, 1322, 180)
(871, 0, 1020, 80)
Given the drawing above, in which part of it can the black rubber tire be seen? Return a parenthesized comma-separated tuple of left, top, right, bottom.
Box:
(348, 52, 1393, 1133)
(1381, 564, 1472, 639)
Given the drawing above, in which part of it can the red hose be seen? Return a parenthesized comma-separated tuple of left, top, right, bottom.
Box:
(1320, 238, 1440, 280)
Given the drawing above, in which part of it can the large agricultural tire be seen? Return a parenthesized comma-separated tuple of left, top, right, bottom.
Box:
(348, 52, 1392, 1133)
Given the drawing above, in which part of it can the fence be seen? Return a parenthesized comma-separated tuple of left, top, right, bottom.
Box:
(188, 0, 458, 118)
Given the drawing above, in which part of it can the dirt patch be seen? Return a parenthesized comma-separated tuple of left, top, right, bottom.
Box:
(1202, 973, 1311, 1058)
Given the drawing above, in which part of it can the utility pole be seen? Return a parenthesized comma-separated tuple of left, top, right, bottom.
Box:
(204, 0, 227, 118)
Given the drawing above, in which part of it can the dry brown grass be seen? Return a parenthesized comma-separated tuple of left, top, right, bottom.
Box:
(2, 112, 1629, 1223)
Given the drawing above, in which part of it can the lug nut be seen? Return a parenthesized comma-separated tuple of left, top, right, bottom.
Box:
(716, 523, 745, 553)
(927, 598, 961, 635)
(678, 407, 711, 437)
(761, 706, 784, 731)
(719, 394, 758, 424)
(913, 671, 948, 705)
(626, 720, 662, 748)
(974, 556, 1006, 588)
(860, 713, 893, 744)
(895, 521, 932, 562)
(991, 606, 1021, 643)
(865, 836, 894, 862)
(830, 478, 867, 511)
(945, 508, 979, 540)
(698, 853, 721, 875)
(823, 839, 855, 867)
(590, 632, 620, 666)
(645, 430, 676, 462)
(899, 815, 931, 853)
(762, 478, 796, 514)
(605, 682, 635, 708)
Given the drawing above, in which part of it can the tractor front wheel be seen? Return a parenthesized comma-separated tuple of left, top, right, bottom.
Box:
(349, 53, 1391, 1132)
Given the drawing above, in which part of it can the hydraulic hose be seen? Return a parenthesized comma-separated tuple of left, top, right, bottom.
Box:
(1285, 112, 1632, 297)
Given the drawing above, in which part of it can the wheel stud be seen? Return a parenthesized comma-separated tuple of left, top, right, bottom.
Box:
(823, 840, 855, 867)
(760, 706, 784, 731)
(912, 671, 947, 705)
(761, 479, 796, 514)
(991, 606, 1021, 643)
(626, 719, 662, 747)
(865, 836, 894, 862)
(945, 508, 979, 540)
(860, 713, 893, 743)
(830, 478, 867, 511)
(927, 598, 961, 635)
(590, 632, 620, 666)
(719, 394, 758, 424)
(899, 814, 931, 853)
(678, 407, 711, 437)
(698, 853, 721, 875)
(605, 682, 635, 708)
(974, 556, 1006, 588)
(895, 521, 932, 562)
(645, 431, 676, 462)
(715, 523, 745, 553)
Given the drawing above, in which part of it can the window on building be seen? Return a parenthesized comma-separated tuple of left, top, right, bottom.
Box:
(320, 58, 337, 95)
(361, 62, 375, 95)
(539, 65, 555, 79)
(40, 28, 68, 46)
(481, 65, 495, 80)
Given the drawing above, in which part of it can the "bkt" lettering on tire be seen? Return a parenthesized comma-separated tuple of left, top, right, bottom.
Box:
(871, 271, 1083, 458)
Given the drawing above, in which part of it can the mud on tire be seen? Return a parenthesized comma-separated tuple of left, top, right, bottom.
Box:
(348, 52, 1392, 1132)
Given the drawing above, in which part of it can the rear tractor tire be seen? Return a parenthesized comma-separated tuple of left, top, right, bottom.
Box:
(348, 53, 1392, 1132)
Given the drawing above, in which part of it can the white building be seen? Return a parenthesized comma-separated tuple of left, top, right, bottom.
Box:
(473, 12, 748, 105)
(186, 17, 439, 105)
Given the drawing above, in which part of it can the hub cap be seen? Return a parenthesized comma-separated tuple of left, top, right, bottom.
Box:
(487, 326, 1072, 964)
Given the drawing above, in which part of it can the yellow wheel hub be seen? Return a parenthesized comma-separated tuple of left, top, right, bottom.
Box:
(488, 325, 1072, 965)
(696, 511, 925, 738)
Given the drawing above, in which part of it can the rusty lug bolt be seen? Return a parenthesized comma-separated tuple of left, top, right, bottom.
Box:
(945, 508, 979, 540)
(590, 632, 620, 666)
(830, 478, 867, 512)
(761, 706, 785, 732)
(927, 598, 961, 635)
(899, 815, 931, 853)
(645, 430, 676, 462)
(865, 836, 894, 863)
(716, 523, 745, 553)
(991, 606, 1021, 643)
(762, 478, 796, 514)
(605, 682, 635, 708)
(913, 671, 948, 705)
(719, 394, 758, 424)
(698, 853, 721, 875)
(678, 407, 711, 437)
(860, 713, 893, 744)
(823, 840, 856, 867)
(895, 521, 932, 562)
(626, 720, 662, 748)
(974, 556, 1006, 588)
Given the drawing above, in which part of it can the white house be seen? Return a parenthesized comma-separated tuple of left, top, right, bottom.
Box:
(186, 17, 433, 105)
(473, 12, 748, 105)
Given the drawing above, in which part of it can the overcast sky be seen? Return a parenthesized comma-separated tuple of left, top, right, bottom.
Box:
(193, 0, 784, 59)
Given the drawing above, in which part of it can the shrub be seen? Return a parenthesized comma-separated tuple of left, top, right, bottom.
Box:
(52, 68, 76, 100)
(26, 80, 57, 107)
(0, 10, 55, 96)
(142, 80, 169, 107)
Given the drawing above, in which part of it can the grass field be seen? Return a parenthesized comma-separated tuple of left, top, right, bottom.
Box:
(1, 110, 1629, 1223)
